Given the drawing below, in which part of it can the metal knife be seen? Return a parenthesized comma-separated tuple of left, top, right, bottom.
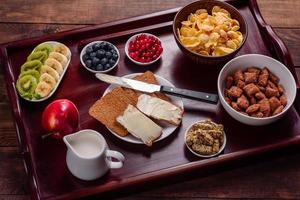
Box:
(95, 73, 218, 104)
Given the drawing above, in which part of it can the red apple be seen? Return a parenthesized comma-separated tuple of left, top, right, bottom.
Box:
(41, 99, 79, 139)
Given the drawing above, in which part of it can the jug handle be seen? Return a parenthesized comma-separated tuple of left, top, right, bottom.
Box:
(106, 150, 125, 169)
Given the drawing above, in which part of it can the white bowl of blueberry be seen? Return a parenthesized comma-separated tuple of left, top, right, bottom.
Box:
(80, 41, 120, 73)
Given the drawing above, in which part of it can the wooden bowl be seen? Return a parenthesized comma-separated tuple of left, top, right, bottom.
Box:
(173, 0, 248, 65)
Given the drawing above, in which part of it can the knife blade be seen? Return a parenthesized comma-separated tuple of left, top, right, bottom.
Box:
(95, 73, 218, 104)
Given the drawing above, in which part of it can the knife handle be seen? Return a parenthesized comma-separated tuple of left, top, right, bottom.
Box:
(161, 86, 218, 104)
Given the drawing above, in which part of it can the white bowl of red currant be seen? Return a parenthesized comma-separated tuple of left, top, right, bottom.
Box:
(80, 41, 120, 73)
(125, 33, 163, 65)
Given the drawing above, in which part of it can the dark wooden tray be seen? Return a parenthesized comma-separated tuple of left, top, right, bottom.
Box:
(1, 0, 300, 199)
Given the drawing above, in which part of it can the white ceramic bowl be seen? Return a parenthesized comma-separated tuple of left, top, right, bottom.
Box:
(80, 41, 120, 73)
(184, 120, 226, 158)
(125, 33, 163, 65)
(218, 54, 297, 126)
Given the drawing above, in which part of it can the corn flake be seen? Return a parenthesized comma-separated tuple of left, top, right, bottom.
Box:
(178, 6, 243, 56)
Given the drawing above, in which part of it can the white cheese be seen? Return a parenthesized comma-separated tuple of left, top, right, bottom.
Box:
(116, 104, 162, 146)
(137, 94, 183, 126)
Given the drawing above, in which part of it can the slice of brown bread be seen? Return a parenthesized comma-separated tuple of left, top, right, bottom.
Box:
(89, 87, 135, 136)
(89, 71, 172, 137)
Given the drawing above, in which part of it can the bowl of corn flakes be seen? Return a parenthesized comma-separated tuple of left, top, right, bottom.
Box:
(173, 0, 247, 65)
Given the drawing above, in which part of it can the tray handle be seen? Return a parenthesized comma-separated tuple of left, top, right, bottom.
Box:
(0, 47, 28, 155)
(249, 0, 299, 88)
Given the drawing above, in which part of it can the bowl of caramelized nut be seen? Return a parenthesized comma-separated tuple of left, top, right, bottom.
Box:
(173, 0, 247, 65)
(185, 120, 226, 158)
(218, 54, 297, 125)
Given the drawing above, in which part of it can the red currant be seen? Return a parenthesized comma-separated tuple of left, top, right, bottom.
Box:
(128, 34, 163, 63)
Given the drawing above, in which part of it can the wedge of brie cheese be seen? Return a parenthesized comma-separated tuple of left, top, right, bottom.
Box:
(116, 104, 162, 146)
(137, 94, 183, 126)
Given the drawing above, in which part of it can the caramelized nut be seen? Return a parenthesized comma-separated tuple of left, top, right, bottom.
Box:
(247, 67, 261, 75)
(265, 87, 279, 98)
(244, 72, 258, 84)
(280, 95, 287, 106)
(237, 95, 249, 109)
(228, 86, 243, 99)
(269, 96, 281, 111)
(272, 105, 284, 116)
(237, 80, 245, 89)
(246, 104, 260, 114)
(243, 83, 260, 97)
(234, 69, 244, 84)
(259, 98, 271, 117)
(255, 92, 266, 100)
(270, 72, 279, 84)
(251, 111, 264, 118)
(231, 102, 241, 111)
(258, 67, 269, 86)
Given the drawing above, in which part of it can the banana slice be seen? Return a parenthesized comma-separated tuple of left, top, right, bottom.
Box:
(45, 58, 63, 75)
(35, 81, 52, 98)
(40, 73, 56, 88)
(49, 52, 68, 67)
(53, 44, 71, 59)
(41, 65, 59, 81)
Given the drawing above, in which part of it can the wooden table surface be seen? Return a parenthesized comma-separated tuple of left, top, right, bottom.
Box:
(1, 0, 300, 199)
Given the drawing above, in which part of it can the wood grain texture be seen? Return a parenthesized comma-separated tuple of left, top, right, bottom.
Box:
(0, 0, 300, 199)
(0, 147, 27, 195)
(2, 146, 300, 200)
(0, 0, 298, 28)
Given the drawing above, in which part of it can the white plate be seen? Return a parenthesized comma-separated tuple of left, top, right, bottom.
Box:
(103, 73, 184, 144)
(20, 41, 71, 102)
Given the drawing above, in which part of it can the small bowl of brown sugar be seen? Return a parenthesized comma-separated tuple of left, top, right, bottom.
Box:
(185, 120, 226, 158)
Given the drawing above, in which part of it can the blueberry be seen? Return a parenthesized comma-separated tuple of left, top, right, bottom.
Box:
(105, 51, 112, 59)
(83, 53, 90, 61)
(93, 43, 101, 51)
(96, 64, 104, 71)
(105, 63, 111, 70)
(107, 44, 114, 50)
(96, 49, 105, 58)
(86, 46, 93, 54)
(112, 53, 118, 59)
(92, 57, 100, 66)
(85, 59, 92, 68)
(90, 52, 97, 58)
(99, 42, 105, 49)
(109, 59, 116, 66)
(110, 49, 117, 54)
(100, 57, 108, 65)
(102, 42, 110, 50)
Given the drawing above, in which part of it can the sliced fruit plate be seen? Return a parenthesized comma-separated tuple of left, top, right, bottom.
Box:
(16, 41, 71, 102)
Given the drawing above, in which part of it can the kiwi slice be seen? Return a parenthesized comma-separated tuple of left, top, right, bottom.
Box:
(21, 60, 42, 73)
(19, 69, 40, 81)
(27, 51, 47, 63)
(16, 74, 38, 100)
(34, 43, 53, 56)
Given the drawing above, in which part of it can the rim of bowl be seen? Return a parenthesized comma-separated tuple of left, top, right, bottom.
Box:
(173, 0, 248, 59)
(80, 41, 120, 73)
(217, 54, 297, 120)
(184, 120, 227, 158)
(124, 33, 163, 65)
